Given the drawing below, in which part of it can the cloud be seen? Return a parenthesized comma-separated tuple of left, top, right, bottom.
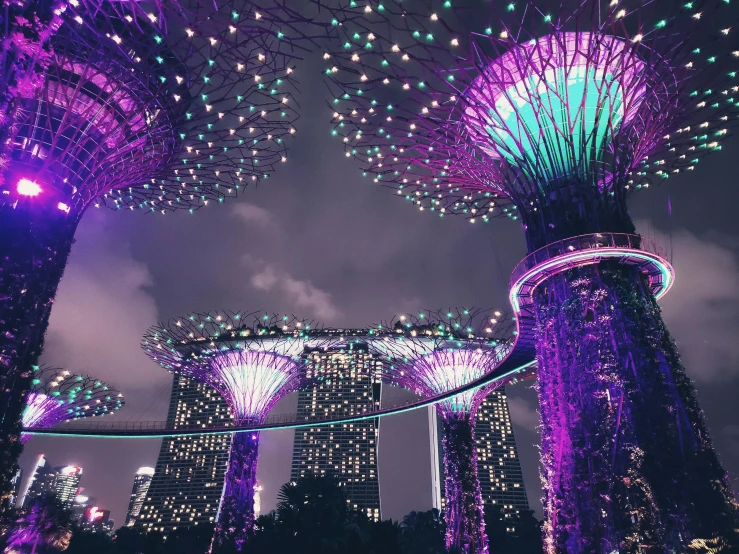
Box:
(41, 211, 169, 415)
(245, 257, 341, 321)
(650, 227, 739, 382)
(25, 211, 169, 527)
(507, 396, 539, 432)
(232, 203, 273, 227)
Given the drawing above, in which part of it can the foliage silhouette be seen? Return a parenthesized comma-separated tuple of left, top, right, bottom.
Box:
(2, 498, 72, 553)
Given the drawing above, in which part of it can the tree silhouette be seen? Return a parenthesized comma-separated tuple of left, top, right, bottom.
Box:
(483, 505, 543, 554)
(399, 509, 448, 554)
(65, 530, 112, 554)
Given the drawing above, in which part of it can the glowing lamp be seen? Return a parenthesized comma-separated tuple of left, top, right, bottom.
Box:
(57, 202, 71, 213)
(17, 178, 43, 197)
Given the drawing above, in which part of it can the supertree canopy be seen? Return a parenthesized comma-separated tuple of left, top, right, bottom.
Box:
(367, 308, 525, 554)
(142, 311, 323, 551)
(21, 366, 124, 442)
(0, 0, 320, 496)
(320, 1, 739, 551)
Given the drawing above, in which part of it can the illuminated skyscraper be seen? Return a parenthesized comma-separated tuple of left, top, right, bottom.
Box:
(22, 456, 82, 510)
(291, 344, 382, 521)
(21, 455, 54, 507)
(430, 390, 529, 518)
(136, 376, 233, 536)
(54, 467, 83, 510)
(125, 467, 155, 527)
(475, 391, 529, 515)
(4, 469, 23, 510)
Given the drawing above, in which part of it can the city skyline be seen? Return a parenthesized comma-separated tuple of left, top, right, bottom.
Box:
(20, 455, 82, 510)
(14, 52, 739, 539)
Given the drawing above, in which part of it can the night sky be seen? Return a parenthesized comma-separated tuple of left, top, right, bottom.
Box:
(18, 51, 739, 527)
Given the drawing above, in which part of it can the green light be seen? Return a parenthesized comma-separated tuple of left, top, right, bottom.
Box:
(477, 65, 629, 180)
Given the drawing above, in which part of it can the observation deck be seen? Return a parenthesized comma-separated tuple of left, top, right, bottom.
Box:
(510, 232, 674, 314)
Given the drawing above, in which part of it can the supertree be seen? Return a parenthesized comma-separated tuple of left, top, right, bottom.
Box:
(366, 308, 530, 554)
(21, 365, 123, 442)
(319, 1, 738, 551)
(0, 0, 321, 494)
(141, 311, 324, 551)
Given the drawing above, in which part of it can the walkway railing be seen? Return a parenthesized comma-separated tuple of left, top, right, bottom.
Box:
(510, 233, 669, 288)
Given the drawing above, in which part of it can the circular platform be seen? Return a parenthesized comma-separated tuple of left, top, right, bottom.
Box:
(509, 233, 674, 314)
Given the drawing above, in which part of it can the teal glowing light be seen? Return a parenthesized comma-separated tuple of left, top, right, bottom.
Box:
(464, 33, 646, 182)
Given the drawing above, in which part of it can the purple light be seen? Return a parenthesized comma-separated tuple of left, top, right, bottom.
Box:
(411, 349, 506, 414)
(20, 367, 124, 443)
(207, 350, 302, 425)
(57, 202, 71, 213)
(392, 348, 495, 554)
(370, 309, 511, 554)
(16, 178, 42, 197)
(4, 500, 73, 552)
(21, 394, 68, 438)
(216, 431, 260, 552)
(142, 312, 315, 551)
(320, 2, 739, 549)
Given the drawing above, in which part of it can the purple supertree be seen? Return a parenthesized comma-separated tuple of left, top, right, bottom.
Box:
(368, 308, 527, 554)
(141, 311, 324, 551)
(21, 366, 124, 443)
(319, 1, 738, 551)
(0, 0, 320, 494)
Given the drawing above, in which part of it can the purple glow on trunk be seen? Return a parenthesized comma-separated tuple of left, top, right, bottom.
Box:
(381, 336, 505, 554)
(199, 351, 303, 550)
(215, 431, 260, 551)
(440, 412, 488, 554)
(320, 2, 739, 550)
(143, 316, 313, 552)
(535, 263, 737, 552)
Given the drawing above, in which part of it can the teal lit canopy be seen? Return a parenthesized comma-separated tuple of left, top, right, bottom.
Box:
(463, 33, 646, 184)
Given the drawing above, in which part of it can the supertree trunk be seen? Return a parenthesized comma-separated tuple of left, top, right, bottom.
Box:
(440, 412, 489, 554)
(0, 205, 79, 500)
(214, 431, 260, 551)
(534, 261, 737, 554)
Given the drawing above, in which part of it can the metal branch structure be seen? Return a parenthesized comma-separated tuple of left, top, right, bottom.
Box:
(142, 311, 325, 551)
(319, 1, 739, 551)
(0, 0, 323, 495)
(21, 366, 123, 443)
(366, 308, 526, 554)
